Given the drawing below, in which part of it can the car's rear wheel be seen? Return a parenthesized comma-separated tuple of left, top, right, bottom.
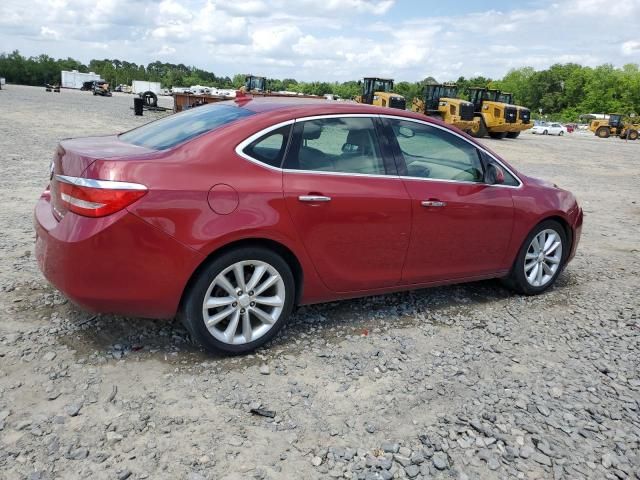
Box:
(559, 131, 564, 136)
(180, 247, 295, 354)
(543, 129, 548, 135)
(505, 220, 567, 295)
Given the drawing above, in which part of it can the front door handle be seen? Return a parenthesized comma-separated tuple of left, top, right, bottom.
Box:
(421, 200, 446, 207)
(299, 195, 332, 202)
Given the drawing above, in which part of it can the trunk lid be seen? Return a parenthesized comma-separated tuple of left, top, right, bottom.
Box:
(50, 135, 155, 219)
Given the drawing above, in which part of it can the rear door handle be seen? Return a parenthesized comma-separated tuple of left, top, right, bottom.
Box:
(298, 195, 332, 202)
(421, 200, 446, 207)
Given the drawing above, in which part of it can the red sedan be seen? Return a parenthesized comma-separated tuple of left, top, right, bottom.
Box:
(34, 97, 583, 354)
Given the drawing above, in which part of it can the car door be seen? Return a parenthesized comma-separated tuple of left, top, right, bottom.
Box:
(382, 117, 517, 284)
(282, 115, 411, 292)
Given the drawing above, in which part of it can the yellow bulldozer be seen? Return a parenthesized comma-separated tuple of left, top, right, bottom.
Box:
(411, 83, 478, 133)
(468, 87, 531, 139)
(589, 114, 639, 140)
(355, 77, 406, 110)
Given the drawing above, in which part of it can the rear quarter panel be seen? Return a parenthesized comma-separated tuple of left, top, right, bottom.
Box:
(85, 112, 331, 305)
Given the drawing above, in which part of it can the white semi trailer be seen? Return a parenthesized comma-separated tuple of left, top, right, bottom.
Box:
(61, 70, 102, 89)
(132, 81, 161, 95)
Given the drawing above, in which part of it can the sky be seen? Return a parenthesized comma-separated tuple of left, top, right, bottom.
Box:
(1, 0, 639, 82)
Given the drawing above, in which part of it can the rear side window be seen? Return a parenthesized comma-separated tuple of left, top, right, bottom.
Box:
(120, 104, 254, 150)
(283, 117, 386, 175)
(242, 125, 292, 168)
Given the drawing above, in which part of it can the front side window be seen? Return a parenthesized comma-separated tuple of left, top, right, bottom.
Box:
(284, 117, 386, 175)
(389, 120, 484, 182)
(242, 125, 292, 168)
(120, 104, 254, 150)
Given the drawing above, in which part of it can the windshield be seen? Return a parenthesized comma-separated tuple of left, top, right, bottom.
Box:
(120, 104, 254, 150)
(374, 80, 393, 92)
(441, 86, 458, 98)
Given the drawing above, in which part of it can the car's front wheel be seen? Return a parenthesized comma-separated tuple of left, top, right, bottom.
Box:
(180, 247, 295, 354)
(505, 220, 567, 295)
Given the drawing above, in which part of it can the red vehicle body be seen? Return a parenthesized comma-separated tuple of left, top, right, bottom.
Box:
(35, 97, 583, 353)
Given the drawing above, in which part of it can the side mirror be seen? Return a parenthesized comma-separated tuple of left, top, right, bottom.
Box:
(485, 163, 505, 185)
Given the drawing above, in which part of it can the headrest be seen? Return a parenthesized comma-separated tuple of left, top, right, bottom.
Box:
(346, 129, 369, 147)
(302, 122, 322, 140)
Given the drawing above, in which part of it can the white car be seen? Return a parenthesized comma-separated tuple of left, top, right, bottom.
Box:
(532, 122, 567, 136)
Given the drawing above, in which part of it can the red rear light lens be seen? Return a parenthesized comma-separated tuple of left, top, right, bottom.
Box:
(56, 175, 147, 218)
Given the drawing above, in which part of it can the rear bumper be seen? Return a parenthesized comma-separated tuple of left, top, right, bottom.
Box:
(34, 195, 204, 319)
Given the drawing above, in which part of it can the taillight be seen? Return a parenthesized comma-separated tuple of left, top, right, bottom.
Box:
(55, 175, 147, 218)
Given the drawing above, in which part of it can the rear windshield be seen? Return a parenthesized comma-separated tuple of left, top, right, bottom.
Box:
(120, 104, 254, 150)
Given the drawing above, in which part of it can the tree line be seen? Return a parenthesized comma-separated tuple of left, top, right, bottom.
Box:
(1, 50, 638, 121)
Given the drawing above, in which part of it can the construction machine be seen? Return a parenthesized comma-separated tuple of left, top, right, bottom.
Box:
(411, 83, 478, 133)
(245, 75, 267, 92)
(468, 87, 531, 139)
(355, 77, 406, 110)
(589, 114, 639, 140)
(496, 91, 532, 138)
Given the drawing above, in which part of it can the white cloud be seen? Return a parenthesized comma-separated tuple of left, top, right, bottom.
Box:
(158, 45, 176, 55)
(621, 40, 640, 55)
(0, 0, 639, 82)
(39, 26, 61, 40)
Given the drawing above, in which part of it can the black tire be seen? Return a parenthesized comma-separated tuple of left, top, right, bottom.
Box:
(506, 131, 520, 139)
(504, 220, 567, 295)
(542, 130, 548, 135)
(140, 91, 158, 107)
(469, 116, 488, 138)
(488, 131, 508, 139)
(627, 130, 638, 141)
(596, 127, 610, 138)
(559, 131, 564, 136)
(180, 247, 295, 355)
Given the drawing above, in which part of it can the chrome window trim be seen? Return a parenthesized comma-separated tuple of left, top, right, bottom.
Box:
(55, 175, 147, 191)
(234, 119, 296, 172)
(235, 113, 523, 189)
(378, 114, 524, 189)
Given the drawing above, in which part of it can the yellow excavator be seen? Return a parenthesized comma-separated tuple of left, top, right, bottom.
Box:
(411, 83, 477, 133)
(496, 91, 533, 138)
(589, 114, 639, 140)
(355, 77, 406, 110)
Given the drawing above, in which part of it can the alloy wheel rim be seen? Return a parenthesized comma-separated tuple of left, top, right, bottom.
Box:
(524, 229, 562, 287)
(202, 260, 285, 345)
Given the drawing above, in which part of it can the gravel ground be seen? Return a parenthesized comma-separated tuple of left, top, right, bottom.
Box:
(0, 85, 639, 480)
